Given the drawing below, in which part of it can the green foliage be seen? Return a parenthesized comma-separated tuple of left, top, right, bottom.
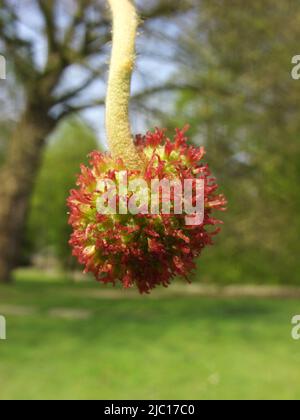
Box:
(169, 0, 300, 284)
(26, 118, 99, 269)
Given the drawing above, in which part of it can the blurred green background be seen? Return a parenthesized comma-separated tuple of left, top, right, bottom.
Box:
(0, 0, 300, 400)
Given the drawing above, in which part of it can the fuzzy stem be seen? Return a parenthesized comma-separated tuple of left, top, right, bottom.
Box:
(106, 0, 144, 171)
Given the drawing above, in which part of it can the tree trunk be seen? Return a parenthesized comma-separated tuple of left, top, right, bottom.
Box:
(0, 106, 55, 283)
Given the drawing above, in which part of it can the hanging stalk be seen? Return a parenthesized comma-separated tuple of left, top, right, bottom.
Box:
(106, 0, 144, 171)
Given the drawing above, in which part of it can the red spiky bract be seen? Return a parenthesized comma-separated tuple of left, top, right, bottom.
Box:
(68, 127, 226, 293)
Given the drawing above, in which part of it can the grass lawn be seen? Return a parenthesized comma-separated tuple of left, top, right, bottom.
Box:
(0, 273, 299, 400)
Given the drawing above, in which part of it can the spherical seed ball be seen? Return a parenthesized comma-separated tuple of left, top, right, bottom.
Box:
(67, 127, 226, 294)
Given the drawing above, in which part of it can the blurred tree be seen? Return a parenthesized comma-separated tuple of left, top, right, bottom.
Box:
(26, 118, 98, 269)
(170, 0, 300, 284)
(0, 0, 193, 282)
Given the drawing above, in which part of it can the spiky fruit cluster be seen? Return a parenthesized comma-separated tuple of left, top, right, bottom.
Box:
(68, 127, 226, 293)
